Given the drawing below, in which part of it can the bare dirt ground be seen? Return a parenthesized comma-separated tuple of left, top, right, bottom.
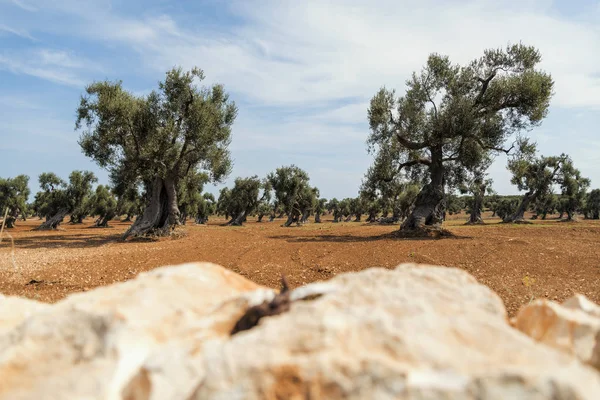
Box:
(1, 213, 599, 316)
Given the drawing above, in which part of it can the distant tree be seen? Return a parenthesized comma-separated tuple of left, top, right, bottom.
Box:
(0, 175, 30, 228)
(314, 198, 327, 223)
(195, 193, 215, 224)
(67, 170, 98, 224)
(558, 161, 590, 221)
(77, 67, 236, 239)
(267, 165, 313, 227)
(584, 189, 600, 220)
(366, 44, 553, 234)
(460, 165, 493, 225)
(178, 172, 209, 225)
(34, 171, 96, 230)
(532, 192, 557, 220)
(496, 198, 519, 221)
(225, 176, 262, 226)
(89, 185, 117, 227)
(327, 198, 341, 222)
(216, 187, 232, 220)
(505, 139, 568, 222)
(338, 198, 352, 222)
(445, 194, 464, 216)
(298, 186, 319, 223)
(485, 194, 501, 217)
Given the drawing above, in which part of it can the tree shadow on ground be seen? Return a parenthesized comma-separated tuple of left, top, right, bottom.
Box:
(268, 232, 472, 243)
(3, 233, 123, 250)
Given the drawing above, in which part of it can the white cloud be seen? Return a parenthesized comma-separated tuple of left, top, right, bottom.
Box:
(9, 0, 37, 12)
(0, 23, 35, 40)
(0, 49, 98, 87)
(2, 0, 599, 196)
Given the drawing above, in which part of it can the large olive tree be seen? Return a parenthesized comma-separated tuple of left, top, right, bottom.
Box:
(366, 44, 553, 234)
(77, 67, 236, 239)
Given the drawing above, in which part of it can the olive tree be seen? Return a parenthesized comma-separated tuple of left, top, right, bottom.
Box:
(558, 161, 590, 221)
(68, 170, 98, 224)
(89, 185, 117, 227)
(505, 139, 567, 222)
(224, 176, 262, 226)
(196, 192, 216, 224)
(314, 198, 327, 223)
(34, 171, 97, 230)
(367, 44, 553, 234)
(584, 189, 600, 220)
(0, 175, 30, 228)
(267, 165, 313, 227)
(77, 67, 236, 239)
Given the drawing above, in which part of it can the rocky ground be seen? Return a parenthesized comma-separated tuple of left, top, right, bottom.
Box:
(1, 262, 599, 399)
(1, 213, 599, 317)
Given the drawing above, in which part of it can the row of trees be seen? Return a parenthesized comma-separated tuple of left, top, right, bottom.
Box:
(1, 43, 595, 236)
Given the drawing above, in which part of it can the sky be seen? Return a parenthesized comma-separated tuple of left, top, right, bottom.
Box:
(0, 0, 599, 200)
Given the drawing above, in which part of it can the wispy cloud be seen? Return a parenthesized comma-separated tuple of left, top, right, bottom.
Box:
(9, 0, 37, 12)
(0, 23, 35, 40)
(0, 49, 98, 87)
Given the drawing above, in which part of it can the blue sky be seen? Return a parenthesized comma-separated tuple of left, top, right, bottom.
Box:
(1, 0, 599, 200)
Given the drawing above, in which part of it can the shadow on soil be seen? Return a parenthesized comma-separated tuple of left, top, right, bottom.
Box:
(268, 232, 472, 243)
(5, 233, 123, 249)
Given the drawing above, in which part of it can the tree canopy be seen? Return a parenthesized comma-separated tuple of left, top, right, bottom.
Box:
(77, 66, 237, 238)
(366, 43, 553, 233)
(0, 175, 30, 228)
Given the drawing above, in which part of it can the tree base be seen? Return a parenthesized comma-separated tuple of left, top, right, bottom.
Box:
(464, 220, 485, 226)
(394, 225, 454, 239)
(502, 219, 533, 225)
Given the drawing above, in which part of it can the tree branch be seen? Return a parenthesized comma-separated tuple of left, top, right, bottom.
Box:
(395, 131, 428, 150)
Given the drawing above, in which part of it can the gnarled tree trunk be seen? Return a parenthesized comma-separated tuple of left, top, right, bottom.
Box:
(35, 208, 69, 230)
(227, 211, 246, 226)
(314, 212, 322, 223)
(466, 181, 486, 225)
(505, 191, 534, 223)
(123, 176, 180, 239)
(3, 215, 16, 229)
(400, 166, 445, 232)
(366, 211, 377, 223)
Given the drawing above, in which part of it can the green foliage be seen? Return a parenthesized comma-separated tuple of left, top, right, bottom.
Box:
(89, 185, 117, 226)
(557, 159, 590, 220)
(366, 44, 553, 227)
(32, 171, 97, 223)
(216, 187, 232, 218)
(0, 175, 30, 226)
(495, 198, 519, 220)
(77, 67, 237, 222)
(267, 165, 314, 223)
(532, 192, 557, 219)
(178, 172, 209, 222)
(225, 176, 262, 224)
(584, 189, 600, 219)
(68, 170, 98, 223)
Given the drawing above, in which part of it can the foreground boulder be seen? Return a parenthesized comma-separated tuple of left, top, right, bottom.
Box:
(515, 294, 600, 371)
(0, 263, 598, 399)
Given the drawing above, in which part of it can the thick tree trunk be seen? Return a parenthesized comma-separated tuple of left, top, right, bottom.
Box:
(70, 214, 84, 224)
(283, 213, 299, 227)
(315, 212, 322, 223)
(228, 211, 246, 226)
(35, 208, 69, 230)
(366, 211, 377, 223)
(400, 166, 445, 232)
(354, 214, 361, 222)
(505, 191, 534, 223)
(269, 213, 275, 222)
(123, 176, 180, 239)
(3, 216, 15, 229)
(301, 209, 310, 224)
(180, 211, 188, 225)
(95, 214, 112, 228)
(466, 183, 485, 225)
(257, 214, 264, 223)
